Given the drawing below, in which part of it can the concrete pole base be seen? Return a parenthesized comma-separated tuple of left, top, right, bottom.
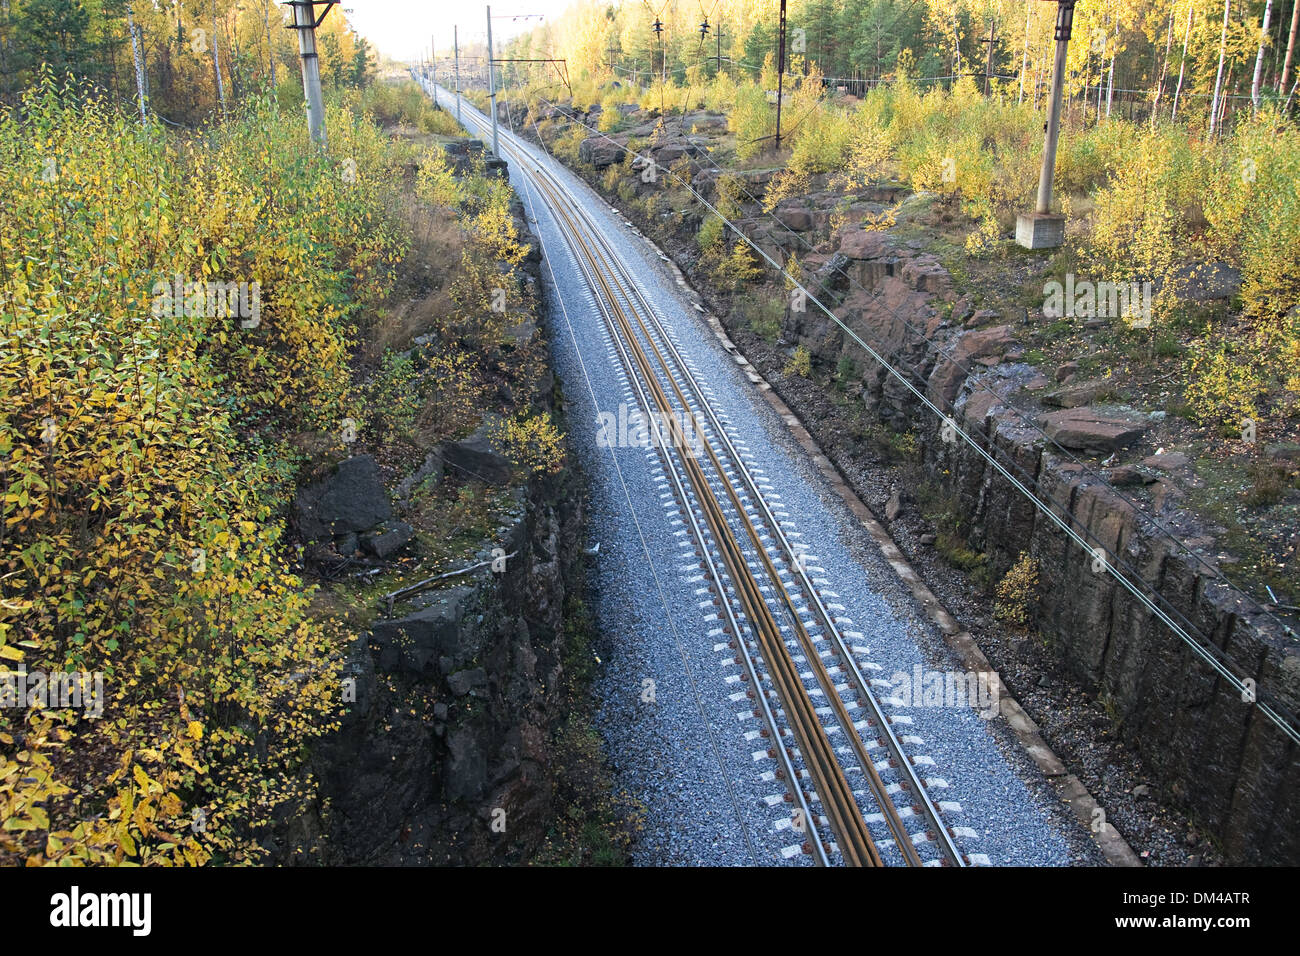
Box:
(1016, 212, 1066, 250)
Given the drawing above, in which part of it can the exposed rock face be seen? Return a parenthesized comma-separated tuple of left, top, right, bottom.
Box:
(787, 220, 1298, 865)
(774, 204, 814, 231)
(928, 325, 1015, 408)
(1042, 379, 1109, 408)
(294, 454, 393, 543)
(288, 463, 583, 865)
(441, 422, 515, 485)
(578, 137, 626, 168)
(371, 589, 474, 676)
(442, 138, 508, 178)
(1036, 407, 1148, 454)
(361, 521, 416, 559)
(838, 227, 891, 261)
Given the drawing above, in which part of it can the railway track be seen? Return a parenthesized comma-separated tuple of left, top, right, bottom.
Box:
(439, 83, 968, 867)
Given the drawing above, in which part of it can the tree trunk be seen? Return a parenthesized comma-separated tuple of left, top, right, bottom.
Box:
(1155, 4, 1175, 120)
(212, 0, 227, 118)
(227, 8, 243, 99)
(266, 0, 277, 89)
(1280, 0, 1299, 94)
(1019, 0, 1033, 105)
(1219, 63, 1235, 128)
(1106, 25, 1118, 118)
(1209, 0, 1232, 134)
(1252, 0, 1275, 108)
(1173, 1, 1194, 121)
(126, 1, 147, 124)
(1095, 15, 1106, 125)
(951, 11, 962, 79)
(1, 0, 12, 101)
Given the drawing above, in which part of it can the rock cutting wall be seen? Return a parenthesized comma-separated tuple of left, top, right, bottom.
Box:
(283, 463, 584, 865)
(792, 216, 1300, 867)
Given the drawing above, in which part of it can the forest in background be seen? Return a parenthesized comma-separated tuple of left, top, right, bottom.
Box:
(488, 0, 1298, 128)
(0, 0, 374, 125)
(479, 0, 1299, 437)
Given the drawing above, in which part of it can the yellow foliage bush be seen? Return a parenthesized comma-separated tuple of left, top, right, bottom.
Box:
(994, 553, 1040, 628)
(703, 72, 738, 113)
(552, 125, 588, 166)
(0, 80, 415, 865)
(712, 241, 764, 291)
(489, 413, 565, 475)
(697, 212, 725, 254)
(835, 119, 892, 191)
(731, 84, 773, 161)
(363, 80, 464, 135)
(1205, 113, 1300, 324)
(416, 145, 460, 208)
(1183, 333, 1266, 431)
(1085, 126, 1203, 323)
(784, 345, 812, 378)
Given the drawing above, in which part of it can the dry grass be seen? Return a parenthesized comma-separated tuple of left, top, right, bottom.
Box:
(358, 198, 462, 365)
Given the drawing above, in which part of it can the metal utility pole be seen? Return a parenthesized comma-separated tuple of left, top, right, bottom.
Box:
(1016, 0, 1074, 249)
(652, 16, 665, 112)
(454, 26, 462, 124)
(487, 5, 499, 156)
(653, 17, 665, 82)
(776, 0, 787, 149)
(286, 0, 335, 147)
(1035, 1, 1072, 215)
(700, 16, 726, 75)
(981, 17, 997, 95)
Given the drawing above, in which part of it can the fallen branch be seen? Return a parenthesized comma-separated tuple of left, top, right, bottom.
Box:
(379, 550, 518, 616)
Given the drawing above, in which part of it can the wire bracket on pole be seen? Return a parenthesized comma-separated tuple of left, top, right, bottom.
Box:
(283, 0, 336, 30)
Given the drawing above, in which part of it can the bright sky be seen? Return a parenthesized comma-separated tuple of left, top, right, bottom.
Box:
(346, 0, 575, 64)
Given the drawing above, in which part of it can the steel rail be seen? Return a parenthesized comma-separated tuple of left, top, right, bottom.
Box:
(538, 160, 831, 865)
(459, 87, 897, 866)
